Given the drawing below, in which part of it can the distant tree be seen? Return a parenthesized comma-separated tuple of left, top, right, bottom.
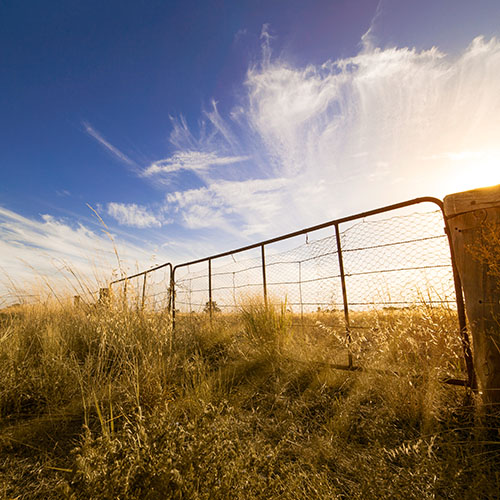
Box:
(203, 300, 221, 314)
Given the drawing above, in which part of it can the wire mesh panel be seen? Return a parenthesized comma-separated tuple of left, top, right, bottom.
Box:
(112, 279, 127, 304)
(174, 262, 210, 313)
(265, 233, 344, 312)
(109, 264, 172, 311)
(333, 207, 463, 374)
(143, 267, 171, 310)
(113, 274, 143, 309)
(339, 210, 455, 329)
(172, 208, 456, 318)
(264, 232, 350, 364)
(210, 247, 264, 311)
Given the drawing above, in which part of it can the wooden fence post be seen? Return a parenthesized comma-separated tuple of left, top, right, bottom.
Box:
(444, 184, 500, 407)
(99, 287, 110, 306)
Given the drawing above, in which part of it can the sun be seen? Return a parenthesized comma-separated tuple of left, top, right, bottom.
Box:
(443, 151, 500, 194)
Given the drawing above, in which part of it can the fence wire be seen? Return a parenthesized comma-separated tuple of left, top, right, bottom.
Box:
(174, 210, 456, 316)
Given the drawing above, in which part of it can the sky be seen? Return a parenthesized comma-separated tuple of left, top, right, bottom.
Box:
(1, 0, 500, 302)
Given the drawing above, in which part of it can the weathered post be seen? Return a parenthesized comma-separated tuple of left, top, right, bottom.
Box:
(99, 287, 110, 306)
(444, 184, 500, 407)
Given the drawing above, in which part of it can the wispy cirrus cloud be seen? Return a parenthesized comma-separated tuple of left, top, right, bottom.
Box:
(107, 202, 164, 228)
(83, 121, 139, 169)
(0, 204, 231, 304)
(149, 34, 500, 239)
(0, 206, 160, 303)
(80, 27, 500, 250)
(165, 177, 291, 235)
(421, 150, 498, 161)
(143, 151, 250, 177)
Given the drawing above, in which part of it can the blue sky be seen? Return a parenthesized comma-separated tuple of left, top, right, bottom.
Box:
(1, 0, 500, 299)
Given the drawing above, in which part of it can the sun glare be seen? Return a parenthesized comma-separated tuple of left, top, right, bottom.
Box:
(441, 151, 500, 194)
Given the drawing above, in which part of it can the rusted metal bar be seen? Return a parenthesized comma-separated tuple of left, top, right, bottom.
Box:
(114, 198, 444, 280)
(167, 280, 172, 314)
(298, 261, 304, 322)
(171, 197, 444, 269)
(443, 221, 476, 390)
(110, 261, 172, 285)
(171, 267, 176, 331)
(441, 377, 470, 387)
(261, 244, 268, 306)
(141, 273, 147, 310)
(164, 263, 173, 313)
(208, 258, 213, 320)
(335, 223, 353, 368)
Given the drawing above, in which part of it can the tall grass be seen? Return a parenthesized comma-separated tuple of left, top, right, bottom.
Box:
(0, 296, 499, 499)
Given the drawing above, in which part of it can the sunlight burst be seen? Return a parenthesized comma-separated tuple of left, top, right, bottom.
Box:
(442, 151, 500, 194)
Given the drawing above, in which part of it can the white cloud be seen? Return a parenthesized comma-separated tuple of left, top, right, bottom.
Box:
(422, 150, 493, 161)
(158, 35, 500, 238)
(107, 202, 163, 228)
(360, 0, 383, 52)
(83, 121, 138, 169)
(144, 151, 249, 177)
(164, 177, 290, 235)
(0, 206, 161, 304)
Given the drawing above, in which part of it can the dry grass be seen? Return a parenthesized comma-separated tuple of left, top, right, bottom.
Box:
(0, 297, 499, 499)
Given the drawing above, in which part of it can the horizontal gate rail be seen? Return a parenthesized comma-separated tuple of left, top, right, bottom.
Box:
(172, 197, 444, 267)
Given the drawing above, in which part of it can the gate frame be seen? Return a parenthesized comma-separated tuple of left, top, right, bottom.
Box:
(111, 197, 476, 389)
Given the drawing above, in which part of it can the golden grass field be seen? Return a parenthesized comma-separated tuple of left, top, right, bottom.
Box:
(0, 296, 499, 499)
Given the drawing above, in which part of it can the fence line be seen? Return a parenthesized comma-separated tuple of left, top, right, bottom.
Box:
(108, 196, 475, 389)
